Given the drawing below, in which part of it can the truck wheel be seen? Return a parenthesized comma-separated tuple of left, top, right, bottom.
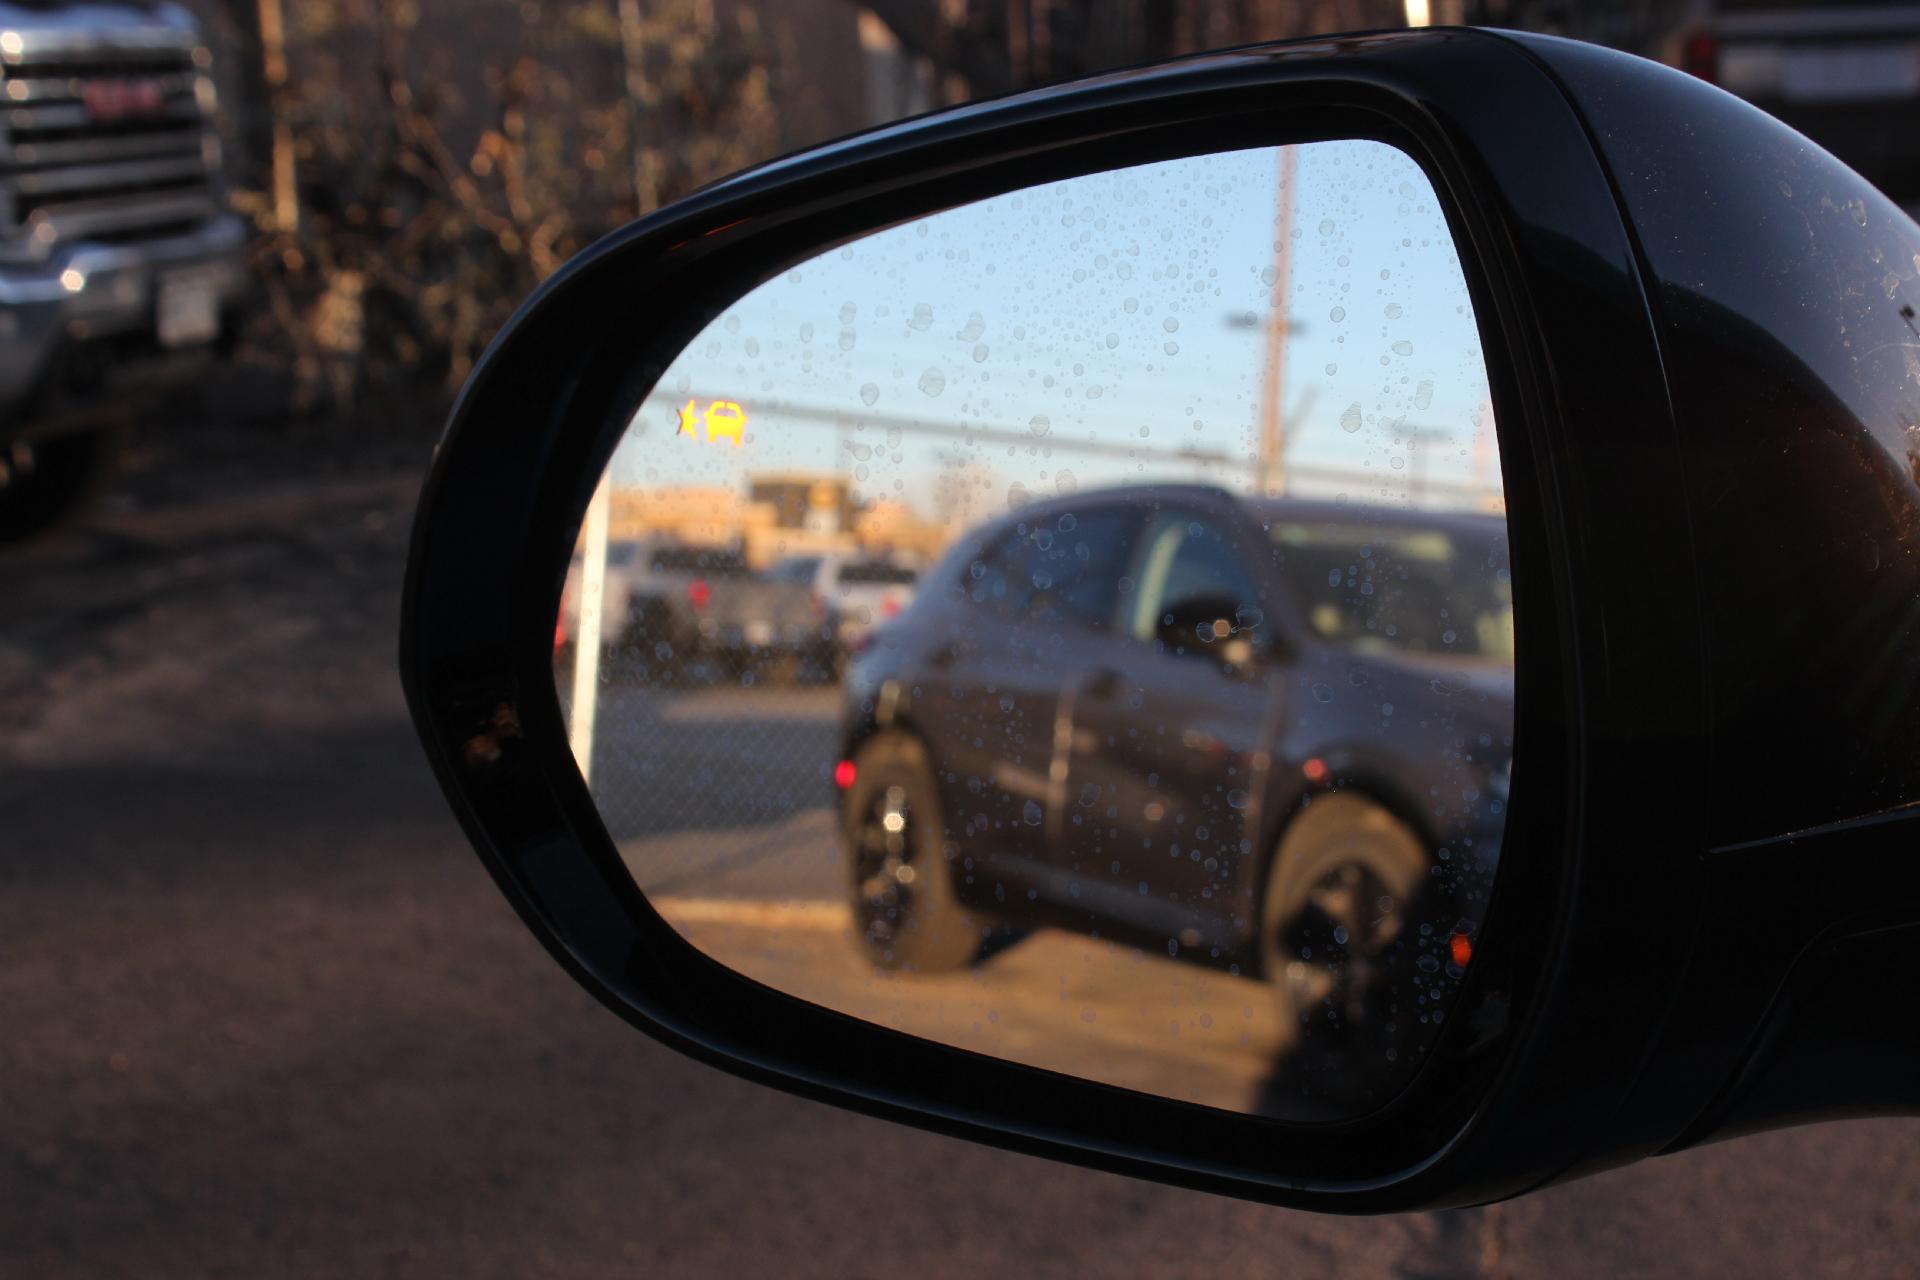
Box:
(843, 733, 988, 973)
(1258, 792, 1429, 1095)
(0, 427, 122, 546)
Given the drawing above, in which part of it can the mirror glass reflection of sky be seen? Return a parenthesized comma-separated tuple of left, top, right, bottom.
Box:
(615, 139, 1500, 522)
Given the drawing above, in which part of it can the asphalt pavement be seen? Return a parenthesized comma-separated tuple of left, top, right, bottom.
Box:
(592, 681, 1292, 1113)
(4, 430, 1919, 1277)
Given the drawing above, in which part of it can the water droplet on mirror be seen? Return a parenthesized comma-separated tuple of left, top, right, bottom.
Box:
(1318, 217, 1336, 235)
(972, 343, 989, 363)
(1340, 402, 1363, 433)
(918, 367, 946, 396)
(1312, 683, 1335, 703)
(859, 382, 879, 406)
(1029, 414, 1051, 437)
(1385, 302, 1404, 319)
(1392, 340, 1414, 356)
(1414, 379, 1434, 410)
(909, 304, 933, 331)
(1329, 305, 1346, 322)
(1023, 801, 1043, 826)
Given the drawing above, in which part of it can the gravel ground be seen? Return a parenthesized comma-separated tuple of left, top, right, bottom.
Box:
(3, 422, 1917, 1278)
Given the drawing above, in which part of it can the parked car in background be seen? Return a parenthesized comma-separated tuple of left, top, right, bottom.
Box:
(769, 551, 921, 652)
(0, 0, 248, 543)
(835, 486, 1514, 1096)
(561, 537, 839, 682)
(1668, 0, 1920, 208)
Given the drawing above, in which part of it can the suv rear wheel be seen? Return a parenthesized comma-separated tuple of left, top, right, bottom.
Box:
(842, 733, 988, 973)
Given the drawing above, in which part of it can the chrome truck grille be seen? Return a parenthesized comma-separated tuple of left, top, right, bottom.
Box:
(0, 27, 221, 252)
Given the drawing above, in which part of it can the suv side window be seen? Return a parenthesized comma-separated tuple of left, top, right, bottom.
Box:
(1126, 511, 1266, 644)
(963, 506, 1140, 631)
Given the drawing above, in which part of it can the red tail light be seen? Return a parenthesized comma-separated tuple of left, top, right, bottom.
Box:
(833, 759, 857, 789)
(687, 579, 711, 609)
(1680, 29, 1716, 83)
(1449, 932, 1473, 969)
(880, 597, 902, 618)
(554, 614, 566, 653)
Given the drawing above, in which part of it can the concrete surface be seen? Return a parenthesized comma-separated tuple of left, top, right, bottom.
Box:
(4, 434, 1918, 1277)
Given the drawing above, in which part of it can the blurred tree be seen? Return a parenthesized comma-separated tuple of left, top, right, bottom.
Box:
(859, 0, 1405, 101)
(243, 0, 779, 420)
(231, 0, 1486, 424)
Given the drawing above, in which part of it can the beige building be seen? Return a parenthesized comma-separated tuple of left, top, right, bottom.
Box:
(607, 470, 957, 569)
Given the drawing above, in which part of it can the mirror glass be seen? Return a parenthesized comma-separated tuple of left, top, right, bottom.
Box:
(557, 139, 1512, 1120)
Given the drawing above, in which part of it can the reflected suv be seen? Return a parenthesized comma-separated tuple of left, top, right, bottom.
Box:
(836, 485, 1514, 1084)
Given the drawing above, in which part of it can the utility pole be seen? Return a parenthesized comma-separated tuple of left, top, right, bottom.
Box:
(1256, 145, 1296, 495)
(617, 0, 664, 216)
(568, 471, 612, 784)
(1402, 423, 1452, 508)
(254, 0, 297, 233)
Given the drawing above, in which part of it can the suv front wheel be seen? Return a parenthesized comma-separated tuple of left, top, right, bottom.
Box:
(1258, 791, 1429, 1100)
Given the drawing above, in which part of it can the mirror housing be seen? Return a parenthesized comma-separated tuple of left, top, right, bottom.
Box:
(401, 27, 1920, 1212)
(1154, 595, 1259, 667)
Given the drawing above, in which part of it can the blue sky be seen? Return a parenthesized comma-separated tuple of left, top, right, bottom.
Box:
(613, 139, 1500, 518)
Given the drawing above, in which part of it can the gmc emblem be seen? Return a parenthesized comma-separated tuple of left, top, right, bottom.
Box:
(80, 78, 166, 122)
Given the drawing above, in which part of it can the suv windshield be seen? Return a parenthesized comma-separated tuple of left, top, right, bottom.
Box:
(1270, 519, 1514, 663)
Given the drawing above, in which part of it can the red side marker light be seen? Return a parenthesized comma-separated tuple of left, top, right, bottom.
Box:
(1302, 757, 1329, 785)
(1449, 932, 1473, 969)
(833, 759, 857, 790)
(687, 579, 711, 609)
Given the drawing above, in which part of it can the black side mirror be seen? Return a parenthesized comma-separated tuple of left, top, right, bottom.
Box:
(402, 27, 1920, 1213)
(1154, 594, 1261, 668)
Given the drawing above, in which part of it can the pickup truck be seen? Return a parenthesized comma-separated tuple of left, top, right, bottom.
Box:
(0, 0, 248, 542)
(562, 539, 839, 683)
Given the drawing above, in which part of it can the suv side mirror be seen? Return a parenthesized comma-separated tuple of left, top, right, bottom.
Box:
(1154, 595, 1260, 668)
(402, 27, 1920, 1213)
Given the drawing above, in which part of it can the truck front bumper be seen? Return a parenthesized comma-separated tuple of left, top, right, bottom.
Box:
(0, 213, 249, 434)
